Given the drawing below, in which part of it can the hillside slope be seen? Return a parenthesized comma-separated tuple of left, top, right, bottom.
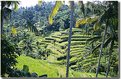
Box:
(16, 55, 105, 78)
(40, 28, 98, 71)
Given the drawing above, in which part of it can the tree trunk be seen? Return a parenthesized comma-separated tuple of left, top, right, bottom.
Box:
(106, 40, 114, 77)
(96, 25, 107, 77)
(1, 13, 4, 34)
(66, 1, 74, 78)
(1, 4, 4, 34)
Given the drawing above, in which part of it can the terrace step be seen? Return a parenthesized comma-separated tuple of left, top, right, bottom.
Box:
(48, 44, 66, 54)
(71, 38, 88, 41)
(70, 45, 85, 48)
(70, 48, 85, 52)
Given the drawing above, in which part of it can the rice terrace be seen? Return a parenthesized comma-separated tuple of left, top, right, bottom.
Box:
(1, 0, 119, 78)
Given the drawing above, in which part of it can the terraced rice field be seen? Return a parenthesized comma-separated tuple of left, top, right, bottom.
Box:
(39, 28, 98, 71)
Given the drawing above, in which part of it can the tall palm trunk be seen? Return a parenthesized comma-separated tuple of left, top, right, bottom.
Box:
(96, 25, 107, 77)
(1, 11, 4, 34)
(66, 1, 74, 78)
(1, 2, 4, 34)
(106, 40, 114, 77)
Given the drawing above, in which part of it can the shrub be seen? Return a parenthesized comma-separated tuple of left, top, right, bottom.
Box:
(1, 35, 20, 76)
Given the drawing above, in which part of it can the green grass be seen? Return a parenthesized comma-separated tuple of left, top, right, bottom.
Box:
(45, 37, 55, 40)
(37, 30, 96, 75)
(48, 44, 66, 53)
(66, 28, 82, 32)
(51, 35, 61, 39)
(70, 48, 85, 51)
(71, 71, 106, 78)
(71, 53, 84, 57)
(45, 37, 63, 42)
(56, 41, 86, 46)
(16, 55, 105, 78)
(17, 28, 109, 78)
(70, 45, 85, 48)
(41, 40, 52, 43)
(70, 50, 85, 54)
(16, 55, 62, 77)
(51, 31, 62, 36)
(47, 45, 63, 56)
(54, 42, 67, 49)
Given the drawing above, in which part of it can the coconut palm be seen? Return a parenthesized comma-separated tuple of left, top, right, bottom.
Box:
(66, 1, 74, 77)
(75, 1, 118, 77)
(85, 1, 118, 77)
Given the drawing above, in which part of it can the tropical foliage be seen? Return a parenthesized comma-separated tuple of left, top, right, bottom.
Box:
(1, 1, 119, 78)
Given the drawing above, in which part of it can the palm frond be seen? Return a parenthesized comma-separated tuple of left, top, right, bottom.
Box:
(38, 0, 42, 6)
(86, 35, 101, 44)
(48, 1, 62, 24)
(75, 16, 99, 28)
(92, 43, 101, 53)
(103, 37, 112, 48)
(92, 36, 112, 53)
(13, 2, 19, 11)
(78, 1, 85, 17)
(93, 22, 101, 31)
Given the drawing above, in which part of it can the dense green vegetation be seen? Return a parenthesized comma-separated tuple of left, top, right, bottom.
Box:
(1, 1, 119, 78)
(16, 55, 106, 78)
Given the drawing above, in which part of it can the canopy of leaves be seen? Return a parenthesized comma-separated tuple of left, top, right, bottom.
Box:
(1, 35, 20, 76)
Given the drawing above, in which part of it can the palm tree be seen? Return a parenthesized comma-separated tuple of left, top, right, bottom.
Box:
(96, 23, 107, 77)
(75, 1, 118, 77)
(87, 21, 118, 77)
(47, 1, 118, 77)
(66, 1, 74, 77)
(85, 1, 118, 77)
(96, 1, 118, 77)
(47, 1, 75, 77)
(105, 40, 114, 77)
